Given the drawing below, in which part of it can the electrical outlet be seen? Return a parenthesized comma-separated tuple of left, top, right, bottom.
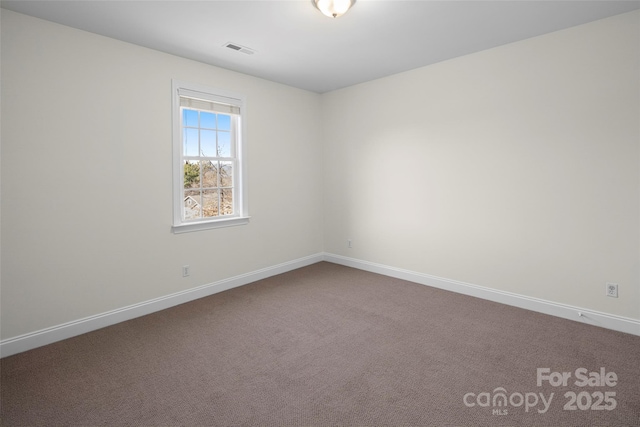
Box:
(606, 283, 618, 298)
(183, 265, 190, 277)
(347, 239, 352, 248)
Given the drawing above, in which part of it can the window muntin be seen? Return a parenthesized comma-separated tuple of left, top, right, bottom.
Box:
(181, 108, 236, 220)
(172, 81, 248, 233)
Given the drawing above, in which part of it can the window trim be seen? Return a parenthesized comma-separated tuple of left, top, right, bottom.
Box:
(171, 79, 249, 234)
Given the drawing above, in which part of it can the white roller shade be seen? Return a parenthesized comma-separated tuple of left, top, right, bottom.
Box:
(178, 88, 241, 115)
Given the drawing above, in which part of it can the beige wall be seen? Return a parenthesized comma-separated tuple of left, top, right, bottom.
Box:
(322, 10, 639, 320)
(2, 9, 639, 342)
(0, 10, 324, 339)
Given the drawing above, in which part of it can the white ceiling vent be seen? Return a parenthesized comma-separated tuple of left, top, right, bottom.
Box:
(224, 42, 256, 55)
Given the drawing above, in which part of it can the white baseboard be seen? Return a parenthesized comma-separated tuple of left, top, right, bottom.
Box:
(323, 253, 640, 337)
(3, 252, 637, 358)
(0, 253, 324, 358)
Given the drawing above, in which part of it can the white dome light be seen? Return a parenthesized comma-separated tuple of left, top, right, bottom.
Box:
(312, 0, 357, 18)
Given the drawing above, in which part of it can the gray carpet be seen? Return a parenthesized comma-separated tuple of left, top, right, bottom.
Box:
(1, 262, 639, 426)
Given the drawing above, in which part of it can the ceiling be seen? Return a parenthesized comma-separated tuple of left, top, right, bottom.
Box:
(2, 0, 639, 93)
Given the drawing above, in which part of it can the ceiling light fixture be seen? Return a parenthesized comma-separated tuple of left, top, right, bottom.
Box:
(312, 0, 356, 18)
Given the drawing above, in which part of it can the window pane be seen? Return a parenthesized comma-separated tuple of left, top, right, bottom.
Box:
(184, 160, 200, 189)
(200, 112, 216, 129)
(200, 130, 216, 157)
(184, 128, 199, 156)
(217, 114, 231, 131)
(183, 109, 199, 128)
(220, 188, 233, 215)
(184, 190, 201, 220)
(202, 189, 219, 218)
(217, 131, 231, 157)
(220, 161, 233, 187)
(202, 161, 217, 188)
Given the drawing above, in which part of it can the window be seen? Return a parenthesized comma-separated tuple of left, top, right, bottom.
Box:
(172, 80, 248, 233)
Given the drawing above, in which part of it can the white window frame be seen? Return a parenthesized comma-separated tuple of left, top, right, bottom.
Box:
(171, 80, 249, 233)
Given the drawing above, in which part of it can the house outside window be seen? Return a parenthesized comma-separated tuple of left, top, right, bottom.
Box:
(172, 80, 248, 233)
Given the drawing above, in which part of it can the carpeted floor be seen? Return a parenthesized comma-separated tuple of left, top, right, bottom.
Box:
(1, 262, 639, 426)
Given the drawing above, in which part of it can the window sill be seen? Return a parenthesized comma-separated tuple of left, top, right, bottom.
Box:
(172, 216, 250, 234)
